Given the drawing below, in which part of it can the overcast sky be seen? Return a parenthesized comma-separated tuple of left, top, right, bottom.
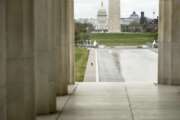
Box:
(74, 0, 159, 19)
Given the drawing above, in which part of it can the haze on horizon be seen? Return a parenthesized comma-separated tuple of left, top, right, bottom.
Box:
(75, 0, 159, 19)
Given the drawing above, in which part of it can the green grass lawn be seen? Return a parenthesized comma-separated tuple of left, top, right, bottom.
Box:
(91, 33, 156, 46)
(75, 48, 89, 82)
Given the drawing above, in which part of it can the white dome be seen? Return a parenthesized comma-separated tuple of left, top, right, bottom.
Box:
(97, 1, 107, 16)
(97, 8, 107, 16)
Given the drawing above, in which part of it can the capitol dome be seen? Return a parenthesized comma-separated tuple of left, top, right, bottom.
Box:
(97, 2, 107, 16)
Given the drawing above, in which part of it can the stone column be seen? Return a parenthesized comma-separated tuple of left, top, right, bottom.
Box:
(56, 0, 69, 96)
(47, 0, 57, 113)
(0, 0, 35, 120)
(66, 0, 75, 85)
(0, 0, 7, 119)
(158, 0, 180, 85)
(34, 0, 56, 114)
(70, 0, 75, 85)
(158, 0, 171, 85)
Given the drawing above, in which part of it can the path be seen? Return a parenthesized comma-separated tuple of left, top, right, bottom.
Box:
(98, 48, 158, 83)
(37, 48, 180, 120)
(57, 82, 180, 120)
(84, 48, 96, 82)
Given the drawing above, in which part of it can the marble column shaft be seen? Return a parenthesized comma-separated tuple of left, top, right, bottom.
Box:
(66, 0, 75, 85)
(158, 0, 180, 85)
(34, 0, 56, 114)
(56, 0, 69, 96)
(0, 0, 7, 119)
(0, 0, 36, 120)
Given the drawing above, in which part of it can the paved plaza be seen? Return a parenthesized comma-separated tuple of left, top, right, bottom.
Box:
(85, 48, 158, 83)
(98, 48, 158, 83)
(38, 48, 180, 120)
(38, 82, 180, 120)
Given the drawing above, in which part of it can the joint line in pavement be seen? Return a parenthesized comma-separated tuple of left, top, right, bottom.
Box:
(95, 49, 99, 82)
(125, 84, 135, 120)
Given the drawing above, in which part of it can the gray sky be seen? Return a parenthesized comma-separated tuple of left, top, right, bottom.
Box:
(75, 0, 159, 19)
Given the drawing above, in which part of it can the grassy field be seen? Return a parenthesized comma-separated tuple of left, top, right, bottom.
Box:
(75, 48, 89, 82)
(91, 33, 156, 46)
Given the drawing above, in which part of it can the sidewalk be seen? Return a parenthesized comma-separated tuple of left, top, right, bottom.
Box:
(84, 48, 96, 82)
(63, 82, 180, 120)
(39, 82, 180, 120)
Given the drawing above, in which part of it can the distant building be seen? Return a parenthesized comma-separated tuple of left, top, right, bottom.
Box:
(121, 11, 158, 32)
(139, 11, 159, 32)
(75, 10, 158, 33)
(121, 11, 141, 32)
(121, 11, 139, 25)
(145, 17, 159, 32)
(95, 1, 108, 32)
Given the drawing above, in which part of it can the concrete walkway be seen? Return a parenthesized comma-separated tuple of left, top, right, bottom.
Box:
(84, 48, 96, 82)
(37, 48, 180, 120)
(38, 82, 180, 120)
(98, 48, 158, 83)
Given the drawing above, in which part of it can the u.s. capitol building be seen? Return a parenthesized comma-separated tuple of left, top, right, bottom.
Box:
(76, 1, 154, 33)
